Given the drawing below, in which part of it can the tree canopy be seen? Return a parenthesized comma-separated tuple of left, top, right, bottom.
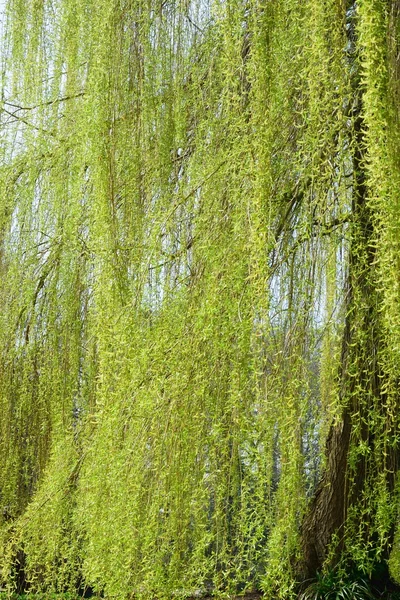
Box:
(0, 0, 400, 597)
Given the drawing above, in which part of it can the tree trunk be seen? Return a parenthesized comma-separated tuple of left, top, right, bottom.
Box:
(300, 411, 352, 579)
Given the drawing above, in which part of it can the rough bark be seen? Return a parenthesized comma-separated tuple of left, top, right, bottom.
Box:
(300, 412, 352, 579)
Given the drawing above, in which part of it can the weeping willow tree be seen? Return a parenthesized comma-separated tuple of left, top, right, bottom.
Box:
(0, 0, 400, 597)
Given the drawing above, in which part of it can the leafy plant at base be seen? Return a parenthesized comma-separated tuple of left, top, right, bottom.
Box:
(299, 571, 375, 600)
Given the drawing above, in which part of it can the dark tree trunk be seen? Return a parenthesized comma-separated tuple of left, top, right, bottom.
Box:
(300, 411, 352, 579)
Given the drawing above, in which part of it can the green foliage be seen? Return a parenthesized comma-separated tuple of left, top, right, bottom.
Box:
(299, 561, 400, 600)
(299, 571, 375, 600)
(0, 595, 79, 600)
(0, 0, 399, 597)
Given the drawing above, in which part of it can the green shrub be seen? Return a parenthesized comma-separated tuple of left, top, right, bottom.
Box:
(299, 571, 375, 600)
